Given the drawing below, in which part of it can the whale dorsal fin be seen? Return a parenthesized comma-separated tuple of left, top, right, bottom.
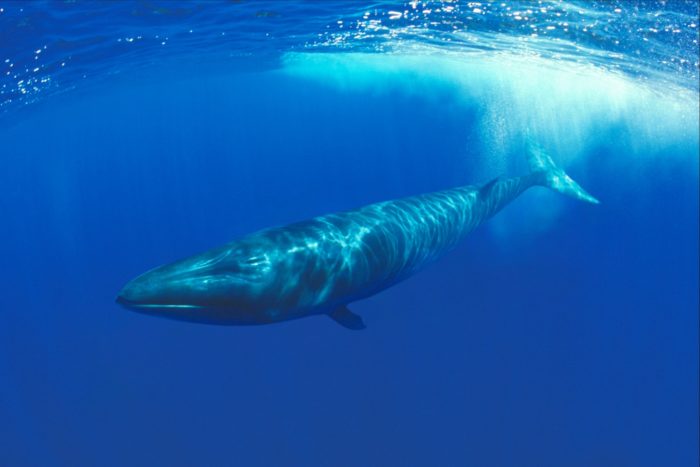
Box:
(479, 177, 500, 199)
(328, 306, 366, 330)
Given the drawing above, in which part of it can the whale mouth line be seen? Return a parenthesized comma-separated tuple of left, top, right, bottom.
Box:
(115, 295, 202, 310)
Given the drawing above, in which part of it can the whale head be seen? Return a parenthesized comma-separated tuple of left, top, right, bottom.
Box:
(116, 244, 277, 324)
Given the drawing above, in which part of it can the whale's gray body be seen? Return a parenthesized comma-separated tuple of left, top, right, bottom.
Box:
(117, 145, 597, 329)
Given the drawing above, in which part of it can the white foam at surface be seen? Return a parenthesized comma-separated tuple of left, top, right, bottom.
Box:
(282, 50, 698, 167)
(281, 49, 699, 241)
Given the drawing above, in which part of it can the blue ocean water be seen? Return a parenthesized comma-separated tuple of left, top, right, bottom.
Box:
(0, 1, 698, 466)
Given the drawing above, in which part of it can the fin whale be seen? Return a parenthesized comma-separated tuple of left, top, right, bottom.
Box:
(116, 142, 597, 329)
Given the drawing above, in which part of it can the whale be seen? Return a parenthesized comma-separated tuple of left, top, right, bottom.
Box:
(116, 143, 597, 329)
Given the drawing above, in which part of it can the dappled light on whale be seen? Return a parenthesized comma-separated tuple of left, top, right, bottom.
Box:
(117, 141, 597, 328)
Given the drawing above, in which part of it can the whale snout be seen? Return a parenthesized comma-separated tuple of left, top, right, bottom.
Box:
(115, 289, 141, 308)
(115, 293, 129, 306)
(115, 264, 264, 325)
(115, 248, 268, 323)
(115, 277, 154, 309)
(115, 265, 183, 310)
(116, 262, 246, 312)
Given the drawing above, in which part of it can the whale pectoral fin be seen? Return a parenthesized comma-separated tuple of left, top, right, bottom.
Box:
(328, 306, 366, 330)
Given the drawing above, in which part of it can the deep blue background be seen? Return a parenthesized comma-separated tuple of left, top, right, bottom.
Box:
(0, 65, 697, 467)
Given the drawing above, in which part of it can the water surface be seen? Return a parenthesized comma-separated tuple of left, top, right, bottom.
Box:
(0, 2, 698, 466)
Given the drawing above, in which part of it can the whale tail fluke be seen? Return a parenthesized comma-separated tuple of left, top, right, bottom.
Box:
(527, 139, 599, 204)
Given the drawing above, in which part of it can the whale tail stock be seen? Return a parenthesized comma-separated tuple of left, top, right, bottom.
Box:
(526, 139, 599, 204)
